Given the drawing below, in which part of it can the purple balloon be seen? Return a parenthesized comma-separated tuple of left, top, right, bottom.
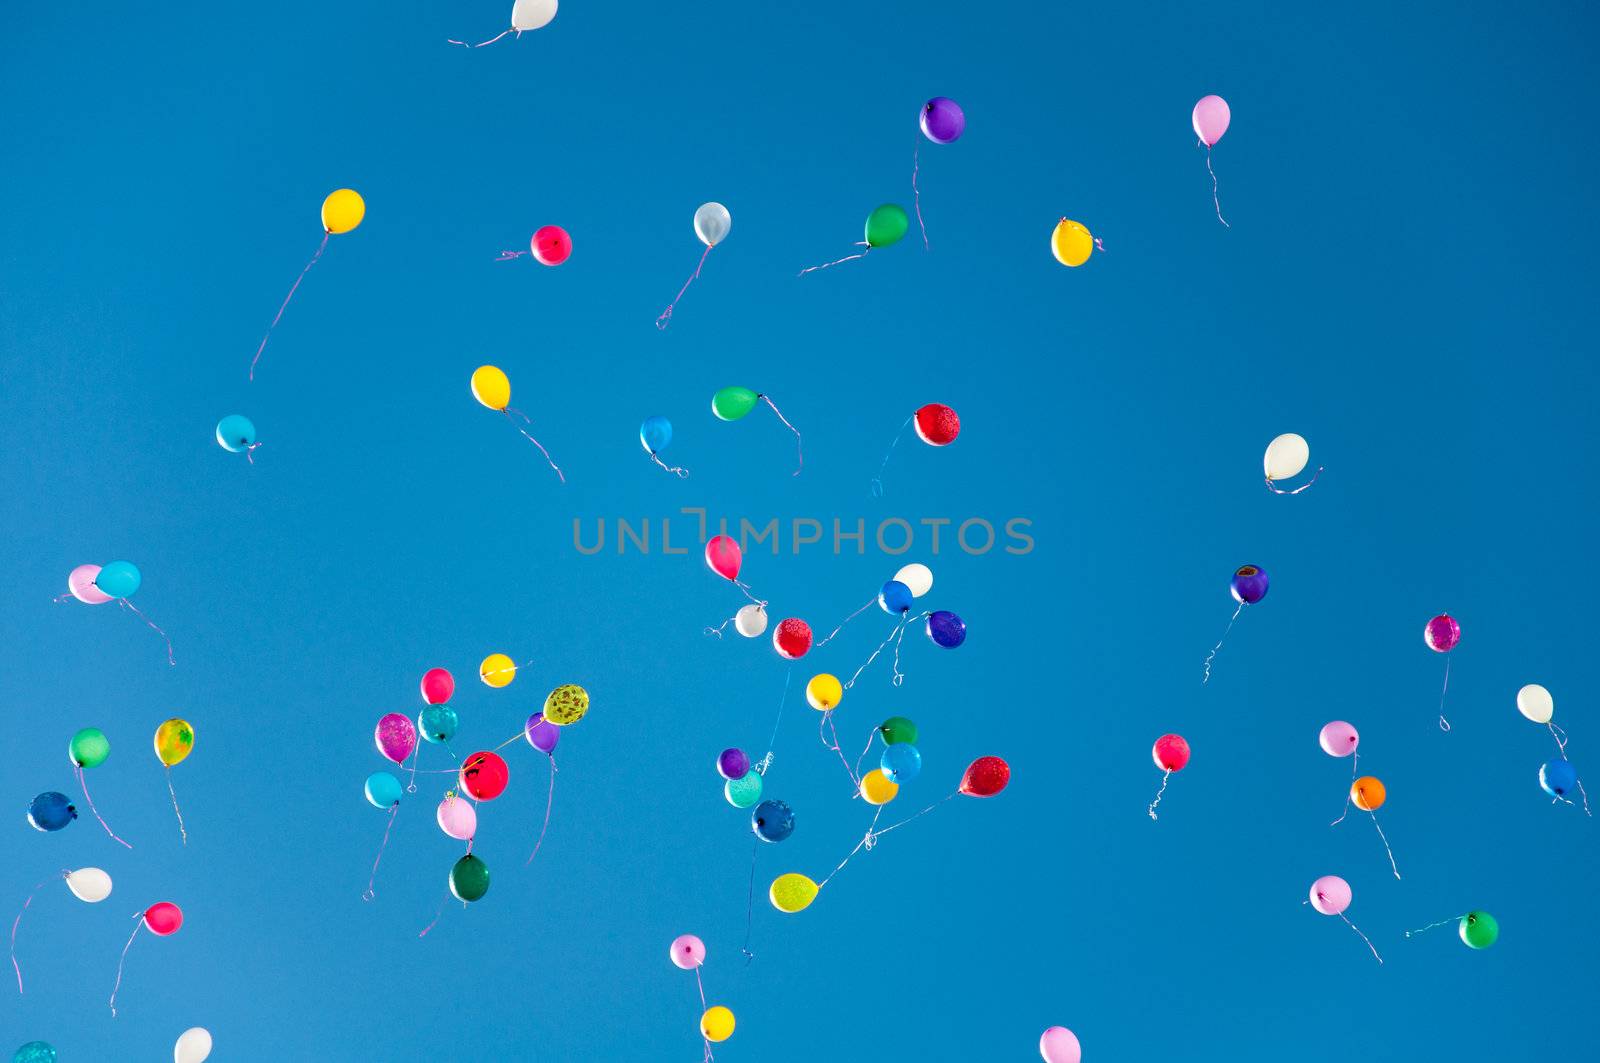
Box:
(920, 97, 965, 144)
(1424, 614, 1460, 653)
(525, 713, 560, 755)
(1229, 564, 1269, 604)
(718, 747, 750, 781)
(926, 610, 966, 648)
(374, 712, 418, 765)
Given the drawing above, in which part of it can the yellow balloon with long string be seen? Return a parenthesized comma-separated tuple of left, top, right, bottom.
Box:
(321, 189, 366, 235)
(471, 365, 511, 411)
(154, 718, 194, 766)
(769, 872, 818, 913)
(805, 673, 842, 711)
(860, 768, 898, 805)
(479, 653, 516, 689)
(1050, 218, 1096, 267)
(700, 1006, 735, 1043)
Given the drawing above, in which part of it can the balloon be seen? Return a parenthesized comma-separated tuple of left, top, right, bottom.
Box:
(864, 204, 909, 248)
(364, 771, 402, 809)
(669, 933, 706, 969)
(174, 1027, 213, 1063)
(374, 713, 418, 765)
(65, 867, 112, 903)
(66, 564, 113, 604)
(1308, 875, 1350, 915)
(960, 756, 1010, 797)
(450, 854, 490, 902)
(531, 225, 571, 266)
(860, 769, 899, 805)
(321, 188, 365, 234)
(471, 365, 511, 412)
(1352, 776, 1387, 811)
(420, 667, 455, 705)
(215, 414, 257, 453)
(1229, 564, 1269, 604)
(1192, 95, 1231, 146)
(718, 748, 751, 781)
(920, 97, 965, 143)
(879, 716, 918, 745)
(12, 1044, 55, 1063)
(460, 751, 510, 801)
(69, 727, 110, 769)
(1517, 683, 1554, 724)
(734, 604, 768, 638)
(1050, 219, 1096, 267)
(419, 705, 459, 744)
(769, 872, 819, 913)
(640, 415, 673, 454)
(479, 653, 516, 689)
(881, 743, 922, 784)
(144, 901, 183, 935)
(1153, 734, 1191, 771)
(27, 791, 76, 832)
(894, 563, 933, 598)
(154, 718, 194, 766)
(705, 535, 742, 581)
(1425, 614, 1461, 653)
(694, 202, 732, 247)
(543, 683, 590, 725)
(1540, 759, 1578, 798)
(436, 794, 477, 840)
(711, 386, 759, 421)
(773, 618, 812, 659)
(752, 799, 795, 843)
(1040, 1026, 1082, 1063)
(525, 713, 560, 755)
(914, 403, 961, 445)
(725, 773, 763, 809)
(926, 610, 966, 648)
(511, 0, 558, 32)
(1319, 721, 1359, 757)
(701, 1005, 736, 1043)
(1460, 910, 1499, 949)
(805, 673, 842, 711)
(1264, 433, 1310, 481)
(95, 560, 142, 599)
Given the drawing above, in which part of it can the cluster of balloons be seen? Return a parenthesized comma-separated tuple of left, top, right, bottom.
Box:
(59, 560, 174, 665)
(1517, 683, 1588, 811)
(717, 746, 792, 844)
(669, 934, 734, 1051)
(249, 189, 364, 381)
(29, 719, 193, 845)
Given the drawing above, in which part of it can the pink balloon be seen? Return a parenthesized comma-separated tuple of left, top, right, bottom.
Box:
(66, 564, 114, 604)
(1152, 734, 1190, 772)
(1192, 94, 1231, 146)
(704, 535, 741, 582)
(1040, 1027, 1082, 1063)
(374, 713, 418, 765)
(1318, 721, 1359, 757)
(1309, 875, 1351, 915)
(436, 794, 477, 840)
(420, 667, 455, 705)
(1424, 614, 1460, 653)
(669, 933, 706, 970)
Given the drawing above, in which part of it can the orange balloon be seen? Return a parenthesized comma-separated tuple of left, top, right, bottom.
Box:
(1351, 775, 1386, 811)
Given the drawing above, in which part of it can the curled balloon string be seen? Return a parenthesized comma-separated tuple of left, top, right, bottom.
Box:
(1575, 778, 1593, 818)
(1339, 912, 1383, 964)
(1404, 915, 1463, 938)
(502, 407, 567, 483)
(1548, 721, 1568, 756)
(417, 889, 451, 938)
(693, 966, 715, 1062)
(703, 616, 732, 639)
(1437, 654, 1453, 731)
(1201, 601, 1244, 685)
(51, 593, 72, 604)
(813, 597, 877, 649)
(1204, 146, 1230, 229)
(108, 913, 143, 1017)
(740, 836, 760, 965)
(1094, 237, 1106, 252)
(1265, 466, 1323, 495)
(647, 451, 690, 477)
(869, 415, 914, 497)
(246, 441, 263, 465)
(656, 243, 713, 330)
(74, 764, 132, 849)
(405, 740, 423, 794)
(819, 711, 862, 792)
(118, 599, 175, 666)
(524, 755, 558, 866)
(888, 615, 923, 687)
(819, 806, 885, 888)
(797, 243, 870, 276)
(758, 394, 803, 476)
(730, 579, 767, 609)
(250, 232, 329, 381)
(851, 727, 879, 783)
(870, 790, 957, 843)
(911, 146, 928, 251)
(447, 28, 518, 47)
(1147, 770, 1172, 820)
(843, 614, 911, 691)
(495, 250, 528, 261)
(362, 805, 399, 902)
(164, 767, 188, 846)
(9, 875, 59, 995)
(1331, 752, 1359, 826)
(1369, 812, 1401, 880)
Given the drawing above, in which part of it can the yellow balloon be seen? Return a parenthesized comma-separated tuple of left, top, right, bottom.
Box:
(321, 189, 365, 235)
(769, 872, 818, 913)
(154, 718, 194, 767)
(543, 683, 589, 726)
(805, 673, 842, 712)
(471, 365, 511, 412)
(700, 1005, 736, 1043)
(859, 768, 899, 805)
(479, 653, 516, 689)
(1050, 218, 1095, 267)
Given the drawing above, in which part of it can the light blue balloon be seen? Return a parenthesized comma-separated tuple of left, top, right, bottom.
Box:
(215, 414, 258, 453)
(640, 415, 673, 454)
(881, 742, 922, 784)
(94, 560, 141, 599)
(724, 773, 763, 809)
(13, 1042, 57, 1063)
(419, 705, 459, 745)
(364, 771, 402, 809)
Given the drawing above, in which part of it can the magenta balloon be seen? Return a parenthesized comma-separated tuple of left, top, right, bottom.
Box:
(1309, 875, 1351, 915)
(1424, 614, 1461, 653)
(669, 933, 706, 970)
(374, 712, 418, 765)
(67, 564, 113, 605)
(1192, 94, 1231, 146)
(1040, 1026, 1082, 1063)
(704, 534, 741, 582)
(1318, 721, 1359, 757)
(436, 794, 477, 840)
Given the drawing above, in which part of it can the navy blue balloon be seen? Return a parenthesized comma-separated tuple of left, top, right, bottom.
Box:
(1541, 758, 1578, 798)
(926, 610, 966, 648)
(751, 799, 795, 843)
(640, 415, 673, 454)
(878, 579, 913, 615)
(27, 792, 76, 832)
(881, 742, 922, 784)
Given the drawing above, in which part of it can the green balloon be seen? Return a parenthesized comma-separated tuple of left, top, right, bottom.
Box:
(1459, 910, 1498, 949)
(864, 204, 909, 248)
(878, 717, 918, 746)
(68, 727, 110, 769)
(711, 386, 759, 422)
(450, 854, 490, 903)
(725, 774, 763, 809)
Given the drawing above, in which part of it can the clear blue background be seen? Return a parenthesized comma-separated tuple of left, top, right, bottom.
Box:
(3, 1, 1597, 1059)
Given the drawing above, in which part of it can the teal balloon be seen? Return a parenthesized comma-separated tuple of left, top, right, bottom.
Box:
(364, 771, 402, 808)
(881, 743, 922, 783)
(725, 773, 763, 808)
(640, 415, 673, 453)
(94, 560, 141, 598)
(419, 705, 459, 744)
(215, 414, 257, 453)
(13, 1043, 57, 1063)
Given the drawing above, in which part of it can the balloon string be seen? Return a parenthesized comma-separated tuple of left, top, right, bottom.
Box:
(405, 739, 423, 793)
(108, 914, 142, 1016)
(648, 451, 690, 478)
(851, 727, 879, 783)
(694, 966, 714, 1062)
(1576, 778, 1593, 817)
(656, 243, 713, 330)
(889, 615, 919, 687)
(479, 658, 533, 684)
(871, 790, 957, 842)
(1370, 812, 1400, 879)
(525, 755, 557, 866)
(1205, 147, 1229, 228)
(844, 614, 910, 690)
(814, 597, 877, 649)
(756, 667, 792, 773)
(758, 394, 803, 476)
(703, 616, 732, 639)
(1148, 770, 1172, 820)
(74, 764, 132, 849)
(417, 889, 451, 938)
(740, 835, 759, 965)
(820, 711, 862, 791)
(1340, 913, 1383, 964)
(819, 806, 885, 888)
(362, 805, 399, 902)
(246, 442, 263, 465)
(250, 231, 328, 381)
(1438, 654, 1452, 731)
(1202, 601, 1244, 684)
(164, 768, 188, 846)
(9, 876, 58, 995)
(1332, 751, 1358, 826)
(870, 415, 914, 497)
(1094, 237, 1106, 252)
(118, 599, 174, 666)
(503, 407, 566, 483)
(798, 243, 870, 276)
(1548, 721, 1568, 756)
(447, 28, 517, 48)
(1405, 915, 1464, 938)
(1265, 466, 1323, 495)
(730, 578, 766, 608)
(398, 732, 525, 775)
(912, 145, 928, 251)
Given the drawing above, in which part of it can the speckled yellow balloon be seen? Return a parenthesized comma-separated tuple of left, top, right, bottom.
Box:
(479, 653, 516, 689)
(769, 872, 818, 913)
(154, 718, 194, 767)
(805, 673, 842, 711)
(542, 684, 589, 726)
(859, 768, 899, 805)
(700, 1006, 735, 1043)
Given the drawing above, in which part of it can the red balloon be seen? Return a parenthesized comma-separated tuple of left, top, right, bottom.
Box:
(960, 755, 1010, 797)
(914, 403, 960, 446)
(143, 901, 183, 936)
(772, 618, 812, 660)
(460, 751, 510, 801)
(1152, 734, 1190, 772)
(705, 535, 741, 582)
(421, 668, 455, 706)
(531, 225, 572, 267)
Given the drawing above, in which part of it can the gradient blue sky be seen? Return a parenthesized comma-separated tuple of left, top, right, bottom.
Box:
(4, 1, 1598, 1059)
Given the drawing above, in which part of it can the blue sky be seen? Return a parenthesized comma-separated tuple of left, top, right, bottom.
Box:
(3, 1, 1598, 1059)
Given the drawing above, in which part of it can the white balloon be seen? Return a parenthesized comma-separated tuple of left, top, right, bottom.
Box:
(511, 0, 558, 32)
(1263, 433, 1310, 481)
(893, 563, 933, 598)
(734, 604, 767, 638)
(64, 867, 112, 903)
(694, 202, 732, 247)
(1517, 683, 1554, 724)
(174, 1027, 213, 1063)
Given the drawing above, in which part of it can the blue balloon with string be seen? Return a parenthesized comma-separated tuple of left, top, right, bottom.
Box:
(881, 742, 922, 783)
(751, 799, 794, 842)
(878, 579, 913, 615)
(26, 792, 76, 832)
(640, 415, 673, 454)
(364, 771, 402, 809)
(94, 560, 141, 599)
(1540, 758, 1578, 799)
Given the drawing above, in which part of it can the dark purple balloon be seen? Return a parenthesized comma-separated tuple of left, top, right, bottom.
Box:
(1229, 564, 1270, 605)
(926, 610, 966, 648)
(524, 712, 559, 755)
(718, 747, 750, 781)
(920, 97, 965, 144)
